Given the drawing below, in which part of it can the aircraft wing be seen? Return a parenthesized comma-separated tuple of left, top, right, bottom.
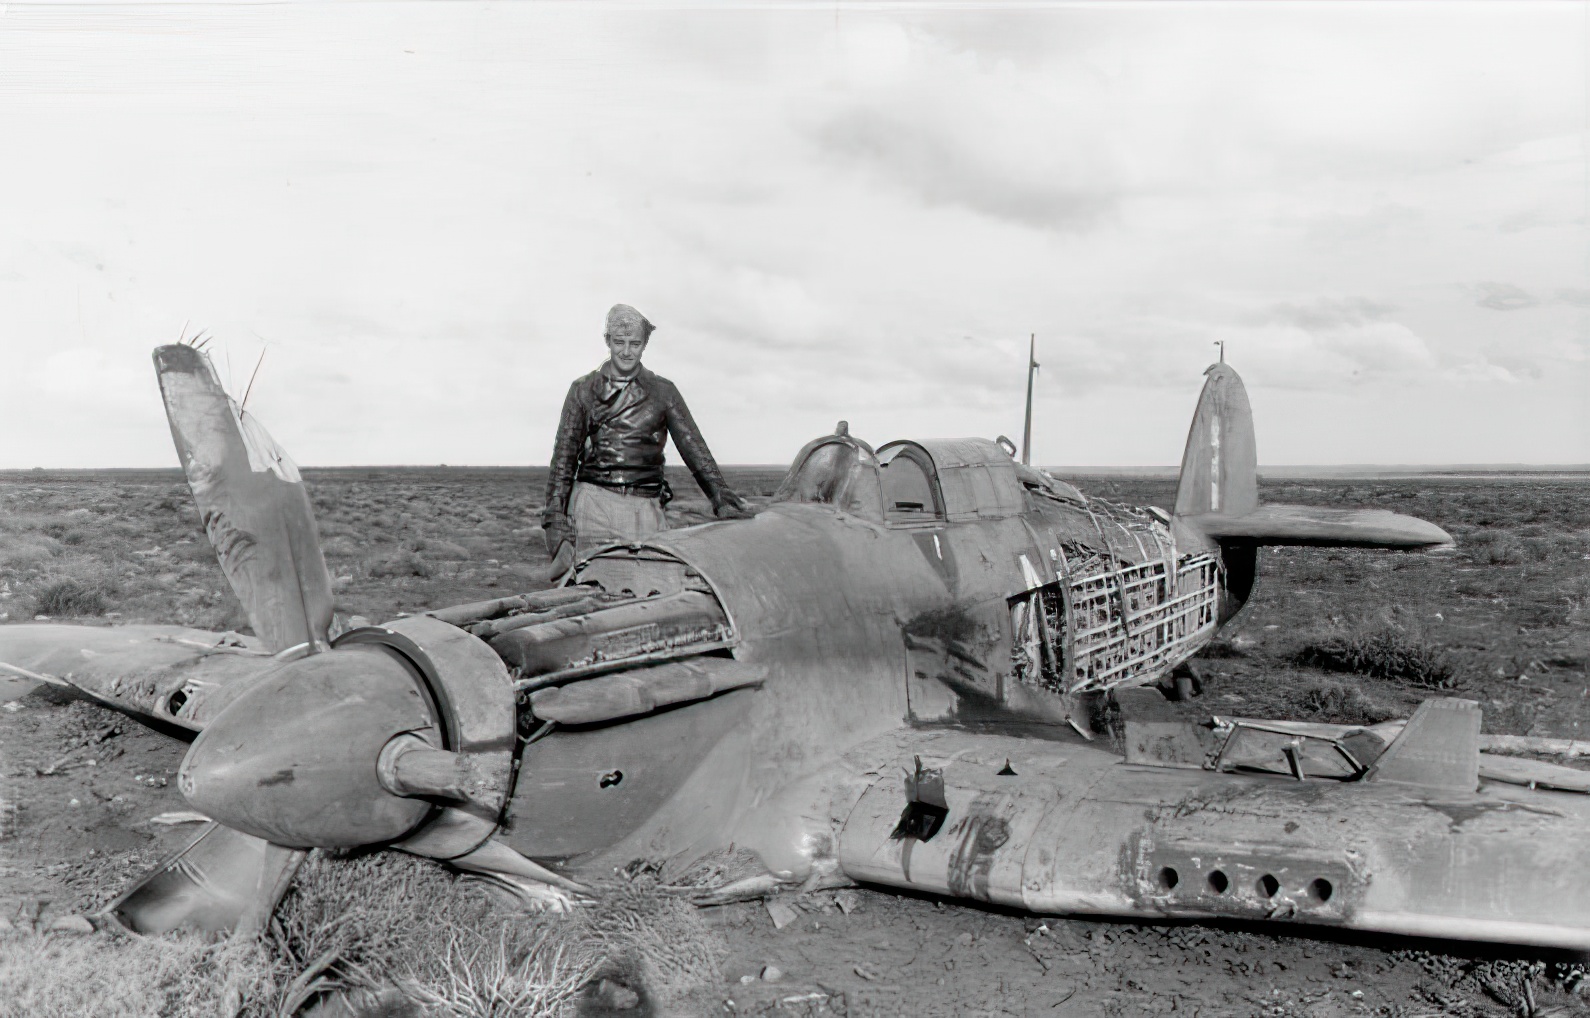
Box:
(830, 709, 1590, 950)
(0, 623, 279, 736)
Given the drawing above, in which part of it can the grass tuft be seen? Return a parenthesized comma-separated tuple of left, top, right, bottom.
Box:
(1298, 681, 1397, 726)
(32, 578, 110, 617)
(1289, 628, 1454, 689)
(368, 550, 433, 579)
(0, 926, 279, 1018)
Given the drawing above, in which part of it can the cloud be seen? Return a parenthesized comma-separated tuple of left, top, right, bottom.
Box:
(1254, 296, 1399, 332)
(812, 107, 1118, 232)
(1474, 282, 1540, 311)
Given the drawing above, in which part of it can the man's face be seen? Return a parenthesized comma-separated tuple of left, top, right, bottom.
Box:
(605, 326, 647, 375)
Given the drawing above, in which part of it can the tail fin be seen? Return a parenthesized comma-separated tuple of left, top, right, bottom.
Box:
(1174, 362, 1257, 518)
(1171, 361, 1454, 552)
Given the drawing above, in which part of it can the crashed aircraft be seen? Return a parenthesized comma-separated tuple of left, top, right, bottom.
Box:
(6, 342, 1588, 953)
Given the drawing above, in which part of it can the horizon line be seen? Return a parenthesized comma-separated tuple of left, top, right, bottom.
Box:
(3, 462, 1588, 475)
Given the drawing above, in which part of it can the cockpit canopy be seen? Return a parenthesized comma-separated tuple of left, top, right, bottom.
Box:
(773, 426, 1081, 525)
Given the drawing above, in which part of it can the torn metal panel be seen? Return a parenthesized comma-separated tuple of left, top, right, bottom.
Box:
(0, 623, 277, 733)
(105, 822, 304, 936)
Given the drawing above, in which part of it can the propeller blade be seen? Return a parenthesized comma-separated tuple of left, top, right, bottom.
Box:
(104, 821, 306, 935)
(154, 344, 334, 655)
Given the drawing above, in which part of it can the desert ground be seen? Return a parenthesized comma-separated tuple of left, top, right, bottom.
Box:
(2, 465, 1588, 1017)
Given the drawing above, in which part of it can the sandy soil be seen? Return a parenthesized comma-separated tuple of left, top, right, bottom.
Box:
(3, 468, 1588, 1016)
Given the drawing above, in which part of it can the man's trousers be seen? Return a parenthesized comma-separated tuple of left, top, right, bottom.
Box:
(568, 480, 667, 554)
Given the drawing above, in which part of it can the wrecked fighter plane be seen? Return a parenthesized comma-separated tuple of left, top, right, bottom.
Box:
(8, 342, 1590, 954)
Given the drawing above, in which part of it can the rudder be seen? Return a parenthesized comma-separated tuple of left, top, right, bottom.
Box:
(1174, 362, 1257, 518)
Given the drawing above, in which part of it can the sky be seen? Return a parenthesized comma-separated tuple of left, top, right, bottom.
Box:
(0, 1, 1585, 469)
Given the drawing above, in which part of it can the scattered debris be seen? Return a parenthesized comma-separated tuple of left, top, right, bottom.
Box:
(766, 899, 798, 930)
(591, 977, 640, 1010)
(149, 811, 210, 826)
(44, 915, 95, 934)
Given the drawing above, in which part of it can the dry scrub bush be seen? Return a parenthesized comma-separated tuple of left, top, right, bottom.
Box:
(576, 876, 728, 1016)
(267, 852, 599, 1017)
(368, 551, 433, 579)
(0, 850, 616, 1018)
(32, 577, 109, 617)
(1288, 627, 1454, 689)
(1299, 681, 1397, 726)
(0, 926, 279, 1018)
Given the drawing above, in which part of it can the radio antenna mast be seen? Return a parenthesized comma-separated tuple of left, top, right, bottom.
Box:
(1021, 333, 1039, 465)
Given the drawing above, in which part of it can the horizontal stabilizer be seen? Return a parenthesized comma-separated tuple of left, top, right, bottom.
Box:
(1183, 504, 1453, 550)
(529, 658, 764, 725)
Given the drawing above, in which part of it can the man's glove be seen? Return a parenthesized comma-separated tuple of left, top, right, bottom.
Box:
(713, 492, 755, 520)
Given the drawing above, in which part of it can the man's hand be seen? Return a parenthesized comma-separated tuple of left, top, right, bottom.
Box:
(713, 493, 755, 520)
(545, 541, 576, 580)
(541, 514, 576, 578)
(542, 514, 573, 555)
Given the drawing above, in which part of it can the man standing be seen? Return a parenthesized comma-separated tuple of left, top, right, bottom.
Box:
(541, 304, 751, 574)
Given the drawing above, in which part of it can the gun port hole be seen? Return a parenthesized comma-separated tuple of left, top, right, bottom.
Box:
(1257, 874, 1280, 898)
(599, 770, 623, 789)
(1207, 870, 1229, 895)
(1310, 878, 1333, 902)
(1157, 867, 1179, 891)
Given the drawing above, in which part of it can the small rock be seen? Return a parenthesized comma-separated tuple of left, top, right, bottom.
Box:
(766, 899, 798, 930)
(68, 798, 80, 808)
(739, 974, 756, 985)
(761, 965, 783, 983)
(593, 978, 639, 1010)
(834, 889, 859, 914)
(46, 915, 95, 934)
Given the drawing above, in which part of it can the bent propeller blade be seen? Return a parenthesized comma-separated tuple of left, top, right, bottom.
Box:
(105, 822, 306, 936)
(154, 343, 334, 654)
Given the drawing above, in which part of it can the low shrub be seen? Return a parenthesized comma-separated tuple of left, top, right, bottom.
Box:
(368, 550, 433, 579)
(1289, 628, 1454, 688)
(1196, 638, 1248, 659)
(1299, 681, 1397, 726)
(32, 579, 109, 617)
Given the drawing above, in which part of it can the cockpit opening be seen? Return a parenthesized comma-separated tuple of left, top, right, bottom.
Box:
(878, 444, 944, 521)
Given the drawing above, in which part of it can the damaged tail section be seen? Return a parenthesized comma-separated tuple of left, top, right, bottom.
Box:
(1174, 362, 1452, 553)
(1174, 362, 1258, 519)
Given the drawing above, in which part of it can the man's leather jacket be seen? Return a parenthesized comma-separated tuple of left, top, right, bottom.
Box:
(543, 363, 739, 528)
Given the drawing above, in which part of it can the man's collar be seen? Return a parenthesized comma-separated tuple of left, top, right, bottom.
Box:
(600, 359, 645, 384)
